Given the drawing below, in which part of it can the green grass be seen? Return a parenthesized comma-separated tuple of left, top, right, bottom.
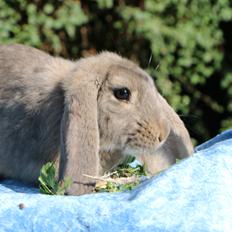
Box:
(38, 156, 147, 195)
(94, 156, 148, 193)
(38, 162, 72, 195)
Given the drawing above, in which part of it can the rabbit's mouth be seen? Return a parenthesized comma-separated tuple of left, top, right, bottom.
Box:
(123, 138, 167, 157)
(122, 120, 170, 156)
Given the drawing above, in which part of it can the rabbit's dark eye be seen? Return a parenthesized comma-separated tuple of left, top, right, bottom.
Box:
(113, 88, 131, 101)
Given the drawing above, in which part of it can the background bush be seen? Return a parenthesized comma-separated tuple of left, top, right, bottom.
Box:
(0, 0, 231, 144)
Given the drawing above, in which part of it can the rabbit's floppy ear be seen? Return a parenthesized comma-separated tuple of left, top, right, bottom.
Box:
(157, 93, 193, 159)
(59, 66, 102, 195)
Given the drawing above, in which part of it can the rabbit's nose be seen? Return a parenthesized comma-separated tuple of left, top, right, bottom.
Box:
(157, 134, 163, 143)
(157, 120, 170, 143)
(157, 130, 167, 143)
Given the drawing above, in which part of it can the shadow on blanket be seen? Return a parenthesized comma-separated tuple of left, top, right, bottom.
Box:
(0, 130, 232, 232)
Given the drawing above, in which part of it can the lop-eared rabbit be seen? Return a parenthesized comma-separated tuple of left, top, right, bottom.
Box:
(0, 44, 193, 195)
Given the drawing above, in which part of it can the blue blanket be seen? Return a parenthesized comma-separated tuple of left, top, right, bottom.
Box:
(0, 130, 232, 232)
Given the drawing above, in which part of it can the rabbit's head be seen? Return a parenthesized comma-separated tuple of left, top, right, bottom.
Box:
(60, 52, 191, 195)
(97, 59, 170, 156)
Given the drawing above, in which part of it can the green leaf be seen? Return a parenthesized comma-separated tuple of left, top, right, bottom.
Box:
(38, 162, 72, 195)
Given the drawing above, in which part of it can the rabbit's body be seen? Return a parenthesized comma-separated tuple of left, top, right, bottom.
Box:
(0, 45, 72, 182)
(0, 44, 193, 195)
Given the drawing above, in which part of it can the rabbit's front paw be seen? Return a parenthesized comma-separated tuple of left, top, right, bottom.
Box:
(65, 182, 95, 196)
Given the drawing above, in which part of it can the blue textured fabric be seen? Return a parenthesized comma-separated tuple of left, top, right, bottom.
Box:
(0, 130, 232, 232)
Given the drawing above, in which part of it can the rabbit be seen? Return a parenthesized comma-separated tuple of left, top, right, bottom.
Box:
(99, 94, 194, 175)
(0, 44, 193, 195)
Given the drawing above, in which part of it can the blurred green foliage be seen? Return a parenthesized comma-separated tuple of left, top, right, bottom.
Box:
(0, 0, 231, 143)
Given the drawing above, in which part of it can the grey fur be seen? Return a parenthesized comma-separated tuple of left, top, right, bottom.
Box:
(0, 44, 193, 195)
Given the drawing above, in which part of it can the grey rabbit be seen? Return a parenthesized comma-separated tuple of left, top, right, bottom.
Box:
(0, 44, 193, 195)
